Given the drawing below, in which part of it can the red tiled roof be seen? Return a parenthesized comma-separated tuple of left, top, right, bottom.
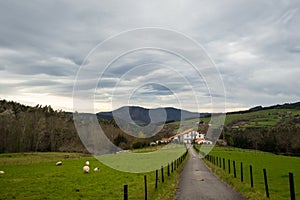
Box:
(195, 138, 204, 143)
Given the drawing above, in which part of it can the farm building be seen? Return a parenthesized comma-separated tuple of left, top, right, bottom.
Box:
(155, 129, 206, 144)
(182, 131, 205, 144)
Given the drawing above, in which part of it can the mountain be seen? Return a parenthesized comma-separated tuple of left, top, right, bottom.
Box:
(97, 106, 211, 125)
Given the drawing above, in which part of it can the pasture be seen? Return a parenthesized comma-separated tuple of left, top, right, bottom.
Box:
(98, 144, 186, 173)
(197, 146, 300, 200)
(0, 148, 187, 200)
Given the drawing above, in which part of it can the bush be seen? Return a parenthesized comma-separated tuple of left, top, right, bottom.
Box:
(132, 141, 146, 149)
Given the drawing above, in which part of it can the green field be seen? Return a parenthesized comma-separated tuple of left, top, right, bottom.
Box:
(196, 146, 300, 200)
(0, 149, 187, 200)
(98, 144, 186, 173)
(223, 109, 300, 129)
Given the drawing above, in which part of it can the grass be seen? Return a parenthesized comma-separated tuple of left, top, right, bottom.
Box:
(223, 109, 300, 129)
(131, 145, 164, 153)
(98, 144, 186, 173)
(0, 149, 188, 200)
(195, 146, 300, 200)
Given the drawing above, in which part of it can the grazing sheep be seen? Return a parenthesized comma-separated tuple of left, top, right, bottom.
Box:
(56, 161, 62, 166)
(93, 167, 100, 172)
(83, 165, 90, 173)
(85, 161, 90, 166)
(0, 171, 4, 174)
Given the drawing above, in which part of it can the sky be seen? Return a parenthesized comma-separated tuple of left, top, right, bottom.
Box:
(0, 0, 300, 113)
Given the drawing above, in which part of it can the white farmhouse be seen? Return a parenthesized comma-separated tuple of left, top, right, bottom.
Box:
(182, 131, 205, 144)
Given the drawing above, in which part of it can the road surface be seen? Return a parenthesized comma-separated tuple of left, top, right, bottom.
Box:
(175, 147, 245, 200)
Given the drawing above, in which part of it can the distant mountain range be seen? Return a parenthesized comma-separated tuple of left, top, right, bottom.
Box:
(96, 102, 300, 125)
(96, 106, 211, 125)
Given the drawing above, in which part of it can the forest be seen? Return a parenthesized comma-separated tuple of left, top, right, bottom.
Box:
(0, 100, 173, 153)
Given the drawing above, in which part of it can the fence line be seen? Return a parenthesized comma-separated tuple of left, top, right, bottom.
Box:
(200, 148, 297, 199)
(123, 149, 188, 199)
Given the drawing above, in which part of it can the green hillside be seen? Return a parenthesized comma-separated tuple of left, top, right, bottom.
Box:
(224, 108, 300, 129)
(167, 103, 300, 154)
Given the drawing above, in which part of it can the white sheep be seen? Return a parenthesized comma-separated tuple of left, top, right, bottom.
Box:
(0, 171, 4, 174)
(93, 167, 100, 172)
(56, 161, 62, 166)
(83, 165, 90, 173)
(85, 161, 90, 166)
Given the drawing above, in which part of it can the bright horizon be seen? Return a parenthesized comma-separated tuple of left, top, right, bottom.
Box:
(1, 96, 290, 114)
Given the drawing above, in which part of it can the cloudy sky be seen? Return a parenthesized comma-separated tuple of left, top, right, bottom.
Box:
(1, 0, 300, 113)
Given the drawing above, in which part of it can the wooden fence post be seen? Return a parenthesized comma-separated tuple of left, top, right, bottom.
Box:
(168, 163, 170, 176)
(289, 172, 295, 200)
(124, 185, 128, 200)
(144, 175, 147, 200)
(263, 168, 269, 198)
(161, 166, 164, 183)
(233, 161, 236, 178)
(250, 165, 253, 188)
(155, 169, 158, 189)
(240, 162, 243, 182)
(223, 158, 225, 170)
(214, 156, 216, 165)
(174, 160, 176, 170)
(228, 159, 231, 174)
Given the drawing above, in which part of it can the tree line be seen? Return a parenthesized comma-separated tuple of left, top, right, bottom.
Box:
(0, 100, 172, 153)
(222, 125, 300, 155)
(0, 100, 85, 153)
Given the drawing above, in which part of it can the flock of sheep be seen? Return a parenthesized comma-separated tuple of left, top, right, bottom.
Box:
(0, 160, 100, 175)
(55, 160, 100, 173)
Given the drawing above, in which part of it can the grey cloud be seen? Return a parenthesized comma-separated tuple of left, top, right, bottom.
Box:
(139, 84, 174, 96)
(20, 80, 61, 87)
(0, 0, 299, 112)
(10, 65, 73, 77)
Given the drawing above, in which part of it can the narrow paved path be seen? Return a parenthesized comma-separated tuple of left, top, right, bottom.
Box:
(175, 147, 245, 200)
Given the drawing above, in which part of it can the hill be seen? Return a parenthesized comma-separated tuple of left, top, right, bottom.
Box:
(97, 106, 211, 125)
(227, 101, 300, 115)
(165, 101, 300, 155)
(221, 104, 300, 155)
